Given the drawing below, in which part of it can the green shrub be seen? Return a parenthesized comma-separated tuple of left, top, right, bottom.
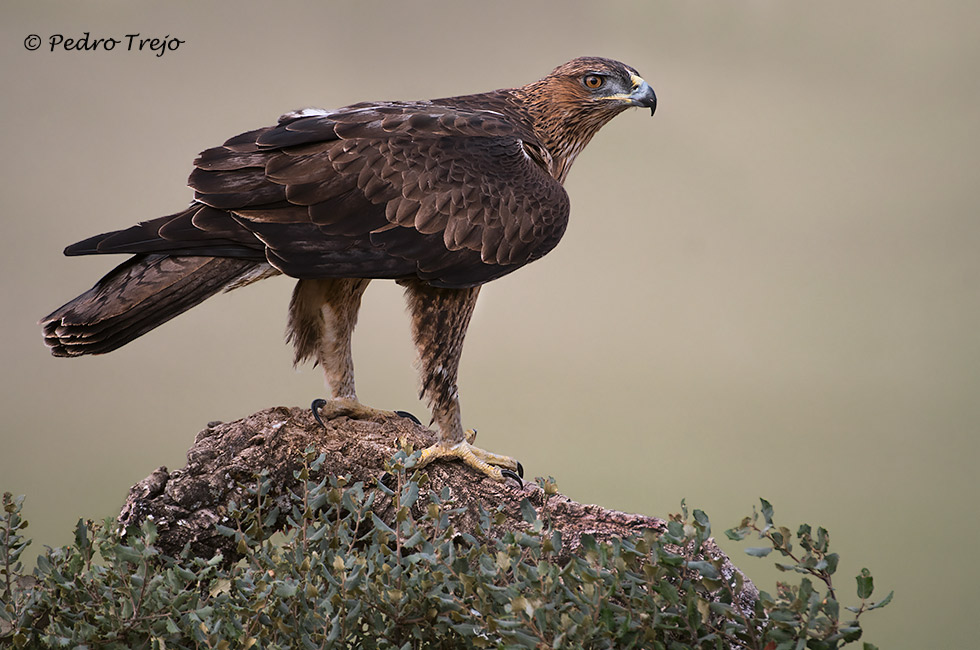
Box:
(1, 450, 889, 649)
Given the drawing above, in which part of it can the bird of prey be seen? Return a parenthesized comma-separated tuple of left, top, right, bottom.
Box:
(41, 57, 656, 482)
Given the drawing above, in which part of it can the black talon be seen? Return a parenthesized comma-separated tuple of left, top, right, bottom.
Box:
(516, 461, 524, 479)
(311, 398, 327, 428)
(501, 469, 523, 488)
(395, 410, 422, 425)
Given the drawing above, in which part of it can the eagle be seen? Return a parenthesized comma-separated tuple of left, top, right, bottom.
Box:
(41, 57, 656, 482)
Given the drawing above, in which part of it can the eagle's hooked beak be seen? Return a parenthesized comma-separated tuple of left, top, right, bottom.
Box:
(628, 75, 657, 116)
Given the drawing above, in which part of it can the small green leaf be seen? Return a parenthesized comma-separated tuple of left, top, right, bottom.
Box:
(262, 505, 280, 529)
(767, 609, 798, 623)
(73, 519, 90, 552)
(744, 546, 772, 557)
(371, 512, 395, 535)
(399, 481, 419, 508)
(550, 531, 562, 555)
(821, 596, 839, 620)
(35, 554, 51, 574)
(686, 560, 720, 580)
(580, 534, 597, 553)
(114, 544, 143, 564)
(760, 498, 774, 527)
(856, 568, 874, 599)
(868, 590, 893, 610)
(824, 552, 840, 575)
(659, 578, 679, 605)
(770, 530, 784, 549)
(214, 524, 237, 537)
(692, 509, 710, 535)
(403, 530, 424, 548)
(519, 498, 537, 524)
(724, 527, 748, 541)
(275, 581, 297, 598)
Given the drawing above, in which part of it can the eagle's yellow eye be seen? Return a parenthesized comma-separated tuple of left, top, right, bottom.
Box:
(583, 74, 604, 89)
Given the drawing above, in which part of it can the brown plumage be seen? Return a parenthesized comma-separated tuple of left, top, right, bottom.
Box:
(41, 57, 656, 481)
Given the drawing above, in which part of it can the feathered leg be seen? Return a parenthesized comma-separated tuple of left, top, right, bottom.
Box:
(289, 277, 395, 422)
(401, 279, 521, 482)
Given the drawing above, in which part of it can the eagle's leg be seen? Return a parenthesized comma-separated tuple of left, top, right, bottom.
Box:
(289, 278, 395, 422)
(402, 279, 521, 482)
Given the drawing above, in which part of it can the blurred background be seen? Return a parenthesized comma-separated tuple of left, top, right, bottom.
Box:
(3, 1, 978, 646)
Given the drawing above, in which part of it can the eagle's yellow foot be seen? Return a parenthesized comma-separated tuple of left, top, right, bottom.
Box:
(416, 435, 524, 484)
(311, 398, 419, 427)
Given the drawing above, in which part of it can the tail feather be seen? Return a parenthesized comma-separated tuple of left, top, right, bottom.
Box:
(41, 254, 275, 357)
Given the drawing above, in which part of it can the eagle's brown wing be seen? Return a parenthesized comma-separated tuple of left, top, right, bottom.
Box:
(71, 102, 570, 289)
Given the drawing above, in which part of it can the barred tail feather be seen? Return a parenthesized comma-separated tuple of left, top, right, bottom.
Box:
(41, 255, 274, 357)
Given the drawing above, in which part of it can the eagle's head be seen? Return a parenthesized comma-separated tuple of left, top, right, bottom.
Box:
(518, 57, 656, 181)
(545, 57, 657, 115)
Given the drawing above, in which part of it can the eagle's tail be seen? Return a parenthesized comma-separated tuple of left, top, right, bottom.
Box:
(41, 254, 274, 357)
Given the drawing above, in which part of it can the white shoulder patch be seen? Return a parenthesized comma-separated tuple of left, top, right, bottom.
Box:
(279, 107, 332, 121)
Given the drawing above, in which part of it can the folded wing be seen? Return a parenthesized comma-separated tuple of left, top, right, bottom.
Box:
(72, 101, 570, 289)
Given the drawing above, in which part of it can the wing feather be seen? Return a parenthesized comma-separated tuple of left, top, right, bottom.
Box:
(69, 98, 570, 288)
